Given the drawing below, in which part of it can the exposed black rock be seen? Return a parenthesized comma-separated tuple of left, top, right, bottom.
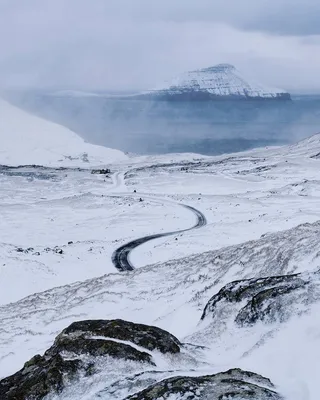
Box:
(0, 319, 180, 399)
(91, 168, 111, 175)
(125, 368, 283, 400)
(15, 247, 34, 254)
(96, 370, 174, 399)
(15, 246, 65, 256)
(46, 335, 153, 364)
(59, 319, 181, 354)
(311, 152, 320, 159)
(137, 91, 291, 102)
(54, 248, 64, 255)
(0, 353, 81, 400)
(201, 272, 315, 326)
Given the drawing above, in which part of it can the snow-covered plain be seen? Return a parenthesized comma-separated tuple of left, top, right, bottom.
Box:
(0, 100, 320, 399)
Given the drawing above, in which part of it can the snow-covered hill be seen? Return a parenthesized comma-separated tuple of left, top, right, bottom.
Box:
(142, 64, 290, 101)
(285, 132, 320, 157)
(0, 99, 127, 167)
(1, 132, 320, 398)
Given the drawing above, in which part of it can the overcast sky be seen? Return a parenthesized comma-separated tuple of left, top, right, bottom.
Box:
(1, 0, 320, 92)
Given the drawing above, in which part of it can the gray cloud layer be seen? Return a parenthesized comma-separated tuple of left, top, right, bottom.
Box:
(0, 0, 320, 91)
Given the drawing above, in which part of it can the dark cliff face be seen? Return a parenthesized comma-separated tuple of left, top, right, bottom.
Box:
(134, 91, 292, 101)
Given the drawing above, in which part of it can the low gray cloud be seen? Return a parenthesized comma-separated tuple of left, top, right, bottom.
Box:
(0, 0, 320, 91)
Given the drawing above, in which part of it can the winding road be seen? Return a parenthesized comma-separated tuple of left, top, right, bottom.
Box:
(112, 202, 207, 272)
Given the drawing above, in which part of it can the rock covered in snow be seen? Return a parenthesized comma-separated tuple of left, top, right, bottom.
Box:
(0, 319, 181, 400)
(140, 64, 291, 101)
(201, 270, 320, 327)
(57, 319, 181, 354)
(126, 369, 283, 400)
(0, 319, 283, 400)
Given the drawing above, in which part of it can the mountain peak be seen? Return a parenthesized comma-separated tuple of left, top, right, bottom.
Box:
(141, 63, 291, 101)
(199, 63, 236, 73)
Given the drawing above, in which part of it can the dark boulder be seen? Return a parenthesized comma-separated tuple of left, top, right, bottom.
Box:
(91, 168, 111, 175)
(201, 272, 314, 326)
(58, 319, 181, 354)
(125, 368, 283, 399)
(0, 353, 81, 400)
(0, 319, 180, 399)
(46, 335, 153, 364)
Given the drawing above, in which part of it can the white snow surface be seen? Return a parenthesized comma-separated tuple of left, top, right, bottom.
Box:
(0, 99, 127, 167)
(1, 123, 320, 398)
(149, 64, 289, 98)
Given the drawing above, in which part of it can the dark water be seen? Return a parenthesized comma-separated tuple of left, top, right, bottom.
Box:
(4, 91, 320, 155)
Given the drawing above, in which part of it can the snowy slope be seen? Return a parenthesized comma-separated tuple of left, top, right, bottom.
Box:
(284, 132, 320, 157)
(144, 64, 290, 100)
(0, 99, 127, 167)
(1, 134, 320, 398)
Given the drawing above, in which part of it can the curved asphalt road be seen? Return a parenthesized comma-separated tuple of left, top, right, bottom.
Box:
(112, 203, 207, 272)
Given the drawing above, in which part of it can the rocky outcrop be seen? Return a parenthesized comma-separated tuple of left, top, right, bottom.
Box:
(125, 368, 283, 399)
(201, 271, 319, 326)
(58, 319, 181, 354)
(0, 319, 181, 400)
(0, 319, 285, 399)
(0, 353, 81, 400)
(91, 168, 111, 175)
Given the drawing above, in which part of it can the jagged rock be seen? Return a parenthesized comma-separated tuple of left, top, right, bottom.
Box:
(91, 168, 111, 175)
(125, 368, 283, 399)
(15, 247, 34, 254)
(201, 272, 316, 326)
(311, 152, 320, 159)
(0, 319, 180, 399)
(96, 370, 173, 399)
(54, 247, 63, 255)
(58, 319, 181, 354)
(0, 353, 81, 400)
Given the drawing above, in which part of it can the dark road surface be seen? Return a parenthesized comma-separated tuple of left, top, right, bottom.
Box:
(112, 204, 207, 272)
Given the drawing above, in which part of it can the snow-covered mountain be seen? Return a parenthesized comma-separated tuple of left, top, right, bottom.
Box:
(0, 99, 127, 167)
(141, 64, 291, 101)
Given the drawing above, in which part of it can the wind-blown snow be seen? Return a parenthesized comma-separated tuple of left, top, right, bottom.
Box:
(0, 99, 127, 167)
(1, 131, 320, 399)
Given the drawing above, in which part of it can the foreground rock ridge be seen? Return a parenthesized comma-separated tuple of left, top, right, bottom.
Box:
(138, 63, 291, 101)
(0, 319, 283, 399)
(0, 319, 181, 399)
(126, 369, 283, 400)
(0, 319, 281, 400)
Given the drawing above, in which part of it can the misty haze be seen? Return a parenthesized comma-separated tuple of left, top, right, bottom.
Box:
(4, 87, 320, 155)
